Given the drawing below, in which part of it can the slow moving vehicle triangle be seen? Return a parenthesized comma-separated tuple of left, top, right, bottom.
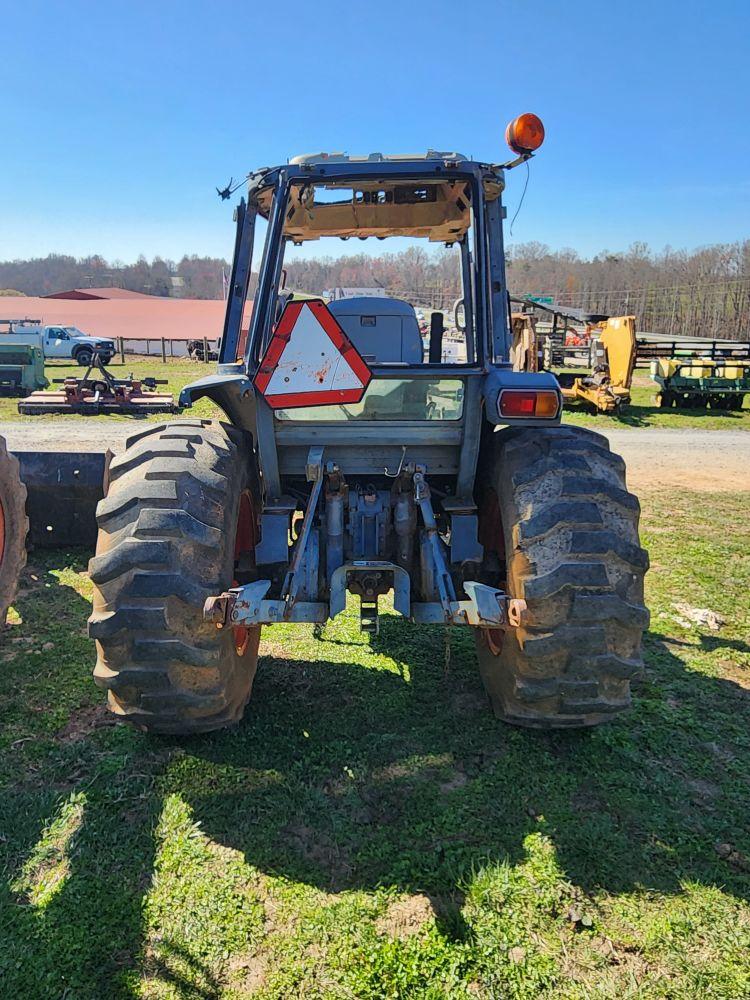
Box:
(254, 299, 372, 408)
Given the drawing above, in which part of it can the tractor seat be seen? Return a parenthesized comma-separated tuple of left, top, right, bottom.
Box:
(328, 297, 423, 364)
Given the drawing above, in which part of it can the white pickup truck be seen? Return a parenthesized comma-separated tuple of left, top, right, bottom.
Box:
(2, 322, 116, 365)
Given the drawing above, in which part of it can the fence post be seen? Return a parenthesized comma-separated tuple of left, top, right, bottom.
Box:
(203, 337, 209, 364)
(161, 337, 167, 363)
(146, 340, 151, 356)
(119, 337, 125, 364)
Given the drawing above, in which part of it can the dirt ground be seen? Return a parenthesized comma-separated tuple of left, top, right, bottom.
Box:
(1, 421, 748, 492)
(603, 428, 750, 491)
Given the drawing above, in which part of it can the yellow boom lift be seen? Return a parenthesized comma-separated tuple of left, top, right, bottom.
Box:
(510, 299, 637, 413)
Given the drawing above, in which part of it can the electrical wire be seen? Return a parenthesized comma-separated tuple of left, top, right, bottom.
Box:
(509, 160, 531, 236)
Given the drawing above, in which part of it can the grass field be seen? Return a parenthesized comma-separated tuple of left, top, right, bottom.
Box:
(563, 378, 750, 431)
(0, 359, 748, 430)
(1, 488, 749, 998)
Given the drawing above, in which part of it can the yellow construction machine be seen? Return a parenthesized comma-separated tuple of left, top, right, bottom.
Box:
(510, 299, 637, 414)
(510, 312, 539, 372)
(557, 316, 637, 413)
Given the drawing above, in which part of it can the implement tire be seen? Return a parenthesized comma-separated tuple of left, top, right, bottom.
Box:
(476, 425, 649, 728)
(88, 420, 261, 734)
(0, 436, 28, 625)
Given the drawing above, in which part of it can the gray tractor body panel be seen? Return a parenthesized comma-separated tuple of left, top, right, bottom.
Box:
(328, 297, 424, 365)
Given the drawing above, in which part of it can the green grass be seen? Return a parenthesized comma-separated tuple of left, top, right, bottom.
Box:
(1, 359, 747, 430)
(563, 378, 750, 430)
(1, 489, 749, 998)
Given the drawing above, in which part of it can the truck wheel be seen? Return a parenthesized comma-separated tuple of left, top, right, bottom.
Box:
(75, 348, 93, 366)
(475, 426, 648, 728)
(88, 420, 261, 734)
(0, 437, 28, 625)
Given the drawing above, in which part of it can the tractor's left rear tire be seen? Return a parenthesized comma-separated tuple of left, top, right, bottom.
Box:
(88, 420, 261, 734)
(0, 436, 28, 625)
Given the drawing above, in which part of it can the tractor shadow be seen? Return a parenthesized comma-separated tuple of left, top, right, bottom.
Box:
(3, 561, 750, 994)
(183, 617, 750, 919)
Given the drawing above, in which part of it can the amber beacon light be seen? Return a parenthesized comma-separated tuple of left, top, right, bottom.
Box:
(505, 113, 545, 155)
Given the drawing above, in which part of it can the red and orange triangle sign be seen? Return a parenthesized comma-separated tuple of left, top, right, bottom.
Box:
(254, 299, 372, 409)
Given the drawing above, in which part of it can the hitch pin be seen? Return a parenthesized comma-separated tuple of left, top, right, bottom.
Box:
(384, 445, 407, 478)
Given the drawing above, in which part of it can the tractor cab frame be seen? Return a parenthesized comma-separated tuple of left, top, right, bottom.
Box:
(182, 153, 561, 634)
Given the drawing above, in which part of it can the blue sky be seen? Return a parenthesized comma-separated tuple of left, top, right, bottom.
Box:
(1, 0, 748, 263)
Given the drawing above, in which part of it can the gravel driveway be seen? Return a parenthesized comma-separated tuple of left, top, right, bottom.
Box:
(1, 420, 748, 491)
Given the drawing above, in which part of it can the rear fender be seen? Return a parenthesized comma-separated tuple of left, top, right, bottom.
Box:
(179, 371, 256, 430)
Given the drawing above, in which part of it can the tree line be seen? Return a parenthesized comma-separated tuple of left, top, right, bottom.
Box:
(505, 240, 750, 340)
(274, 240, 750, 340)
(2, 240, 748, 339)
(0, 254, 228, 300)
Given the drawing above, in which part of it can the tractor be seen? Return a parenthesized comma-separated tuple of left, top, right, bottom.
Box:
(88, 115, 649, 734)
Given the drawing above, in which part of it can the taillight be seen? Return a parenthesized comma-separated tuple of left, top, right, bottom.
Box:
(498, 389, 559, 419)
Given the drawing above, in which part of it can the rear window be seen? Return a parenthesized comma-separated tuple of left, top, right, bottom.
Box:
(275, 378, 464, 421)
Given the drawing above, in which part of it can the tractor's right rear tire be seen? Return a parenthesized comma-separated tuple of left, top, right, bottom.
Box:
(475, 426, 649, 728)
(88, 420, 261, 734)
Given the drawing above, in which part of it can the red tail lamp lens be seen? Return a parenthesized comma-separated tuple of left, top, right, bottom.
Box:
(499, 389, 559, 419)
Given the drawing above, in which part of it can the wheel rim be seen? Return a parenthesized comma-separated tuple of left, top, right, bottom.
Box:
(233, 490, 257, 656)
(482, 627, 504, 656)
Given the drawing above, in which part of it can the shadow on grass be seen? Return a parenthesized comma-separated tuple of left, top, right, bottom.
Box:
(0, 555, 160, 999)
(567, 400, 747, 427)
(2, 561, 750, 996)
(183, 618, 750, 907)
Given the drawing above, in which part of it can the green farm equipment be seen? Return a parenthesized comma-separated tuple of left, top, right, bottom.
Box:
(0, 341, 48, 396)
(651, 358, 750, 410)
(87, 115, 649, 735)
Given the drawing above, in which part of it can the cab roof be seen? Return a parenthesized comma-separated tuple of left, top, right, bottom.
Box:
(252, 154, 504, 244)
(288, 150, 469, 165)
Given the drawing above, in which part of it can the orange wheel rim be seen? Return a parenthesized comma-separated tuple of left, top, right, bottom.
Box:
(483, 627, 504, 656)
(233, 490, 257, 656)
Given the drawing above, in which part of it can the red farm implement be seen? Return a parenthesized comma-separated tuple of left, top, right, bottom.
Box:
(18, 353, 177, 415)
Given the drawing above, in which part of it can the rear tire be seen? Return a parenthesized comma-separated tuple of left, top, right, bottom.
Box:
(475, 425, 649, 728)
(0, 436, 28, 625)
(88, 420, 261, 734)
